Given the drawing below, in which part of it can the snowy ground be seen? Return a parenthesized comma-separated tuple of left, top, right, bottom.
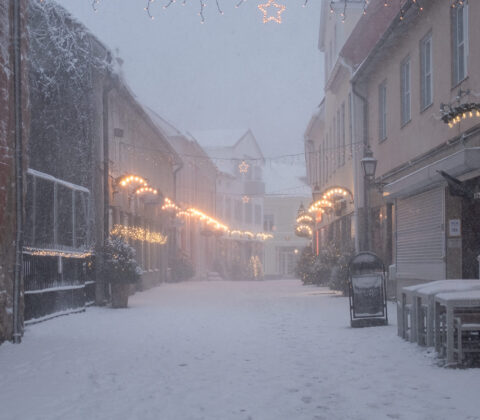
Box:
(0, 280, 479, 420)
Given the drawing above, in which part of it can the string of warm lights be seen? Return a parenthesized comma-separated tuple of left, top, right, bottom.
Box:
(117, 175, 148, 188)
(322, 187, 352, 201)
(295, 224, 313, 238)
(258, 0, 286, 24)
(327, 0, 429, 24)
(111, 224, 168, 244)
(162, 197, 181, 211)
(23, 247, 94, 259)
(145, 0, 155, 19)
(296, 214, 314, 224)
(162, 197, 273, 240)
(238, 160, 249, 173)
(131, 0, 304, 23)
(441, 102, 480, 128)
(308, 199, 332, 213)
(136, 186, 159, 195)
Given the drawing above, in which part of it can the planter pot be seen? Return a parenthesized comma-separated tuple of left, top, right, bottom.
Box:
(111, 283, 130, 308)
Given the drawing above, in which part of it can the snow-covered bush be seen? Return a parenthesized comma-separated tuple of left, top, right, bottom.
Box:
(101, 236, 141, 285)
(295, 245, 353, 291)
(295, 247, 317, 285)
(327, 248, 354, 295)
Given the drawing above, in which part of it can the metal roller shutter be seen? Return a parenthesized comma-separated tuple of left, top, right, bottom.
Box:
(396, 187, 445, 280)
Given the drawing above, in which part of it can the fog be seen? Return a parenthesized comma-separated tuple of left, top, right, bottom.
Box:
(58, 0, 324, 157)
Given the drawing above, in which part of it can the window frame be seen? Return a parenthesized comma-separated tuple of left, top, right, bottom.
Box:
(420, 32, 433, 111)
(452, 1, 469, 86)
(400, 56, 411, 127)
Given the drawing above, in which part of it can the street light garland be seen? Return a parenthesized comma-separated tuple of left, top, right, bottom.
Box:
(441, 102, 480, 128)
(87, 0, 307, 24)
(110, 224, 168, 244)
(162, 196, 273, 240)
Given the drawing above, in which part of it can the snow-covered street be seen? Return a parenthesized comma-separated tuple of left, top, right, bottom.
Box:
(0, 280, 479, 420)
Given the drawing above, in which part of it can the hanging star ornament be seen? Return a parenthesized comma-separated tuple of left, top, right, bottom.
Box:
(242, 195, 250, 203)
(238, 160, 249, 174)
(258, 0, 286, 24)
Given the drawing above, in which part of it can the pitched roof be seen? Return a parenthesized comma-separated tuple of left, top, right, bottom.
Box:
(340, 0, 404, 70)
(189, 129, 250, 149)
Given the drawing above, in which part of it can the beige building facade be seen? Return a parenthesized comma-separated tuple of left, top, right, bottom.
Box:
(347, 0, 480, 290)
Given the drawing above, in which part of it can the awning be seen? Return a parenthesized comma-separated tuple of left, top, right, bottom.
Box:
(383, 147, 480, 199)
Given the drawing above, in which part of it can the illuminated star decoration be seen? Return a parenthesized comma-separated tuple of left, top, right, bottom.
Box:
(238, 160, 249, 174)
(242, 195, 250, 203)
(258, 0, 286, 24)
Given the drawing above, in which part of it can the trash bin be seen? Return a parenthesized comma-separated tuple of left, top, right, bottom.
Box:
(348, 252, 388, 328)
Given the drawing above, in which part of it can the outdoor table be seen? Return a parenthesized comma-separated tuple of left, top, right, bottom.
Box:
(434, 290, 480, 365)
(399, 280, 453, 342)
(414, 280, 480, 347)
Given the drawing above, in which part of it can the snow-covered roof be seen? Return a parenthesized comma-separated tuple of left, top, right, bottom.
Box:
(145, 107, 184, 138)
(263, 162, 311, 197)
(189, 129, 250, 149)
(188, 128, 265, 177)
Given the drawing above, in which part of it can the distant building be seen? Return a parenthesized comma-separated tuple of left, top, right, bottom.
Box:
(263, 162, 311, 278)
(191, 129, 266, 279)
(148, 111, 218, 278)
(107, 84, 181, 290)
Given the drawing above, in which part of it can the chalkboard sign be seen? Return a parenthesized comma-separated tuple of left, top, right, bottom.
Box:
(351, 274, 385, 317)
(348, 252, 388, 327)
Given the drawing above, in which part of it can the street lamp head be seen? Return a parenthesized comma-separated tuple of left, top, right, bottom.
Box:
(297, 202, 305, 216)
(312, 183, 322, 202)
(361, 146, 377, 180)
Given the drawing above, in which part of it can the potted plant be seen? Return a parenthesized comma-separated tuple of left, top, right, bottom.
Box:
(101, 235, 141, 308)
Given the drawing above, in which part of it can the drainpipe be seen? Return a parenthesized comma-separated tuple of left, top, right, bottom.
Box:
(98, 56, 114, 304)
(12, 0, 24, 344)
(351, 82, 369, 252)
(172, 161, 183, 255)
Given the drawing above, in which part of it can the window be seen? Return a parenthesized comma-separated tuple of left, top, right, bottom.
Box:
(348, 93, 353, 156)
(264, 214, 274, 232)
(317, 143, 321, 186)
(420, 33, 433, 110)
(335, 109, 342, 168)
(225, 197, 231, 221)
(400, 57, 411, 126)
(378, 81, 387, 141)
(254, 205, 262, 225)
(234, 199, 242, 222)
(452, 2, 468, 85)
(245, 201, 252, 224)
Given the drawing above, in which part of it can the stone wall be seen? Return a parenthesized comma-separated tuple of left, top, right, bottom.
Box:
(0, 0, 28, 343)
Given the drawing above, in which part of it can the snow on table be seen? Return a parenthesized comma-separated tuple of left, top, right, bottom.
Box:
(0, 280, 479, 420)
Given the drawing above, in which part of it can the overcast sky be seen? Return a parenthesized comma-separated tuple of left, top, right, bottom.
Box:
(58, 0, 324, 158)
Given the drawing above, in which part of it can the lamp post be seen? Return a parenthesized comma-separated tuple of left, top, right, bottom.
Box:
(311, 184, 322, 254)
(361, 145, 377, 251)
